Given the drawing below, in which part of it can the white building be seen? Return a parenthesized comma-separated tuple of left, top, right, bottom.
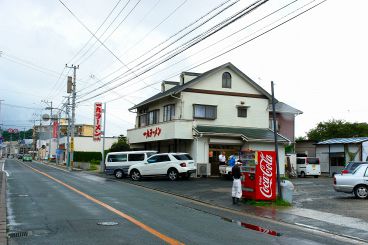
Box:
(37, 136, 118, 161)
(127, 63, 301, 176)
(316, 137, 368, 176)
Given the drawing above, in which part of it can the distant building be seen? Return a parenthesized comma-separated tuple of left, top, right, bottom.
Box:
(316, 137, 368, 176)
(295, 140, 317, 157)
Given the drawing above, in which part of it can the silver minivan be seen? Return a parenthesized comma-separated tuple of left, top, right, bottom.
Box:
(105, 151, 157, 178)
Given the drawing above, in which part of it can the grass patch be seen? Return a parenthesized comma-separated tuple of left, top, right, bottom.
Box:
(89, 163, 99, 171)
(242, 197, 291, 207)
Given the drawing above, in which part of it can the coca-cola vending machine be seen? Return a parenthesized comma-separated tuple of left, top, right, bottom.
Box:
(240, 150, 277, 201)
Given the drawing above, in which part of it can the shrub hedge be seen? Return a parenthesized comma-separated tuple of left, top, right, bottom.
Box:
(74, 151, 102, 162)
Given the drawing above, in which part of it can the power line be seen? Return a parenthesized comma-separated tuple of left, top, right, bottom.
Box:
(77, 0, 234, 94)
(75, 0, 134, 65)
(3, 103, 43, 110)
(68, 0, 124, 64)
(76, 0, 268, 103)
(58, 0, 136, 70)
(105, 0, 327, 103)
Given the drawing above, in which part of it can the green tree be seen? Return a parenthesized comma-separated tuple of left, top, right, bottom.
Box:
(307, 119, 368, 141)
(1, 129, 33, 141)
(109, 135, 130, 152)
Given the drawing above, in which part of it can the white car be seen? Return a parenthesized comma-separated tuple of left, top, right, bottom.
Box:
(128, 153, 196, 181)
(333, 163, 368, 199)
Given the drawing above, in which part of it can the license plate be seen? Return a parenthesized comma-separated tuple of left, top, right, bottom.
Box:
(312, 164, 316, 170)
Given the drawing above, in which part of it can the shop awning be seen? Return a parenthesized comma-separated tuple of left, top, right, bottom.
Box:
(194, 125, 290, 143)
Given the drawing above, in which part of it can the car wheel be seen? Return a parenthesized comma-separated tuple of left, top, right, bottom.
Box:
(130, 169, 141, 181)
(300, 171, 306, 178)
(114, 170, 124, 179)
(354, 185, 368, 199)
(168, 168, 179, 181)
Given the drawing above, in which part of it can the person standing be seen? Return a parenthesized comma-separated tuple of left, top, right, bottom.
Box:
(219, 152, 226, 165)
(232, 160, 242, 204)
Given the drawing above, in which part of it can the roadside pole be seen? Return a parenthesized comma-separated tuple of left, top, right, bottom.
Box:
(66, 97, 71, 170)
(101, 103, 106, 173)
(66, 64, 79, 170)
(271, 81, 282, 200)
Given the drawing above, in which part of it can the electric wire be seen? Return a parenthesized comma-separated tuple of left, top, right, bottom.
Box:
(104, 0, 327, 103)
(75, 0, 134, 65)
(76, 0, 268, 102)
(68, 0, 123, 64)
(77, 0, 235, 94)
(58, 0, 133, 71)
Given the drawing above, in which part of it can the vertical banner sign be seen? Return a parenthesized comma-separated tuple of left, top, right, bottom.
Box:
(256, 151, 277, 201)
(93, 102, 103, 141)
(52, 121, 58, 138)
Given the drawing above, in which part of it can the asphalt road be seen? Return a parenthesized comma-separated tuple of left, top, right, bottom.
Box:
(4, 159, 356, 245)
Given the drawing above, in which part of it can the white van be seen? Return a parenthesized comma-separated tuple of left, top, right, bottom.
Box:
(105, 151, 157, 178)
(296, 157, 321, 178)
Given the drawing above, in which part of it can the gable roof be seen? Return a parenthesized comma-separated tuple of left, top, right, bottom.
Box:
(316, 137, 368, 145)
(129, 62, 273, 110)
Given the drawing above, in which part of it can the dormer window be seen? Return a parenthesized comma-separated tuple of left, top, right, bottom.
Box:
(222, 72, 231, 88)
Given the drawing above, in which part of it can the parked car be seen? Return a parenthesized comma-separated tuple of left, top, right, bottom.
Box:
(17, 154, 24, 159)
(22, 154, 32, 162)
(128, 153, 196, 181)
(296, 157, 321, 178)
(105, 151, 157, 179)
(341, 161, 367, 175)
(334, 163, 368, 199)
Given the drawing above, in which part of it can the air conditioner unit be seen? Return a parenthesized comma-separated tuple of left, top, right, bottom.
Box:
(197, 163, 208, 177)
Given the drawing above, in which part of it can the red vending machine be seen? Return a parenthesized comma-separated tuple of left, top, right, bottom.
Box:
(240, 150, 277, 201)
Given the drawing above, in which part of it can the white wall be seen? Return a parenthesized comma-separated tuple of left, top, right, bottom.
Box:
(181, 68, 269, 128)
(74, 137, 117, 152)
(316, 145, 330, 173)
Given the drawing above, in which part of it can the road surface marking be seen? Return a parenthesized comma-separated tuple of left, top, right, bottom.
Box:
(23, 163, 184, 245)
(1, 162, 9, 177)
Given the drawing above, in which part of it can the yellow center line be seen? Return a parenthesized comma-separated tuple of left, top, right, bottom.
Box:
(23, 163, 184, 245)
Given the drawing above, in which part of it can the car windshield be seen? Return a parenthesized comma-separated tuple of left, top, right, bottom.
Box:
(24, 154, 31, 157)
(147, 152, 156, 158)
(307, 158, 319, 164)
(173, 154, 193, 160)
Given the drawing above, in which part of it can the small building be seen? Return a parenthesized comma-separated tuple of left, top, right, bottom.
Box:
(316, 137, 368, 176)
(127, 63, 302, 176)
(295, 140, 317, 157)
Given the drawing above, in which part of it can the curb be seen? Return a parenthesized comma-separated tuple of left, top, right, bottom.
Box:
(0, 165, 7, 245)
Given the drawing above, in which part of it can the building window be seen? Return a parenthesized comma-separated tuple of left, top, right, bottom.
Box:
(148, 109, 159, 125)
(222, 72, 231, 88)
(138, 114, 147, 127)
(237, 107, 248, 118)
(193, 104, 217, 120)
(163, 104, 175, 122)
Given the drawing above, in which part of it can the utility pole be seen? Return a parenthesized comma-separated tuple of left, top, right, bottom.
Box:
(66, 64, 79, 170)
(42, 100, 53, 161)
(66, 97, 71, 169)
(271, 81, 282, 200)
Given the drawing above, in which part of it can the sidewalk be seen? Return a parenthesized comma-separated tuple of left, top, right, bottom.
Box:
(0, 160, 7, 245)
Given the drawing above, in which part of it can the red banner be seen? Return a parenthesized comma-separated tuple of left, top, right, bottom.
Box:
(93, 102, 103, 141)
(52, 121, 58, 138)
(255, 151, 277, 201)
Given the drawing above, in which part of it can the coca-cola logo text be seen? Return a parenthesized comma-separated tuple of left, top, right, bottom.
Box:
(259, 152, 273, 199)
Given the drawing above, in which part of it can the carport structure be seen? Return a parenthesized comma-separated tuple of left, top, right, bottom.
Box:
(316, 137, 368, 176)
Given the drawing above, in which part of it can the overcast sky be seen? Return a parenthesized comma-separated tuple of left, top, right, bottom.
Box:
(1, 0, 367, 138)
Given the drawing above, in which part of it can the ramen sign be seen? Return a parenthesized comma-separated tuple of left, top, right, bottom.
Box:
(256, 151, 277, 201)
(93, 102, 103, 141)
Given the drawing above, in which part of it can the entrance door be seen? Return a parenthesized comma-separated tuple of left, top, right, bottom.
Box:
(209, 145, 240, 176)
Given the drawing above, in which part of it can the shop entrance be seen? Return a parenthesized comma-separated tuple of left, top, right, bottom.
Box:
(209, 145, 241, 176)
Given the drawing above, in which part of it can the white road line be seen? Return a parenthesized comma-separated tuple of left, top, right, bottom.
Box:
(1, 161, 10, 177)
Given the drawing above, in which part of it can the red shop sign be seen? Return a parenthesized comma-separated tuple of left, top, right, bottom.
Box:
(143, 127, 162, 139)
(93, 102, 103, 141)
